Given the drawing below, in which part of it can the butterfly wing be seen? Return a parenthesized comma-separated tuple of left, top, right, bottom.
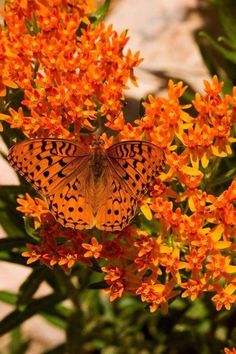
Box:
(96, 140, 164, 231)
(8, 138, 95, 229)
(96, 175, 137, 231)
(8, 138, 89, 196)
(48, 174, 95, 230)
(8, 138, 164, 232)
(107, 140, 164, 198)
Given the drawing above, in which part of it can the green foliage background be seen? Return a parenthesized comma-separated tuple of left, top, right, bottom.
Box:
(0, 0, 236, 353)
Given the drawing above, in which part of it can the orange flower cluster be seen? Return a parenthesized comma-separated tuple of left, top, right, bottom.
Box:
(1, 1, 235, 313)
(0, 0, 141, 137)
(17, 76, 236, 313)
(225, 349, 236, 354)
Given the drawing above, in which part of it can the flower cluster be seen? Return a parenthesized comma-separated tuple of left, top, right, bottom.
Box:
(224, 348, 236, 354)
(0, 0, 141, 137)
(16, 76, 236, 313)
(1, 1, 236, 313)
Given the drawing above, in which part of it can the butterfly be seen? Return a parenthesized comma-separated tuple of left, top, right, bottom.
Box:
(8, 137, 164, 231)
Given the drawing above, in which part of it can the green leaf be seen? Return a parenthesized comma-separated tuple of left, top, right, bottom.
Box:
(184, 300, 208, 320)
(6, 88, 25, 112)
(0, 291, 68, 330)
(8, 327, 31, 354)
(0, 237, 28, 251)
(0, 185, 31, 196)
(211, 167, 236, 186)
(89, 0, 111, 27)
(0, 293, 66, 335)
(66, 311, 84, 354)
(23, 216, 40, 241)
(89, 259, 102, 273)
(45, 271, 64, 293)
(0, 199, 25, 237)
(215, 0, 236, 47)
(196, 37, 218, 77)
(25, 13, 40, 35)
(17, 267, 47, 307)
(139, 97, 146, 117)
(199, 32, 236, 63)
(0, 290, 17, 305)
(1, 120, 25, 150)
(88, 281, 109, 289)
(43, 343, 66, 354)
(0, 251, 31, 266)
(41, 312, 66, 330)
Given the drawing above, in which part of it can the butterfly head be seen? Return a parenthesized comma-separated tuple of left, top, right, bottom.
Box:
(90, 136, 105, 150)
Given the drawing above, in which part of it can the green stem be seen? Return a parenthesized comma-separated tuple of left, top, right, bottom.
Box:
(55, 268, 80, 311)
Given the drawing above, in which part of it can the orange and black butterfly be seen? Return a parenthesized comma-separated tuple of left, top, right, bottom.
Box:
(8, 137, 164, 231)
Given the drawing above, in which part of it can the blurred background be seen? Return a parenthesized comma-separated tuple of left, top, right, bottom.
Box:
(1, 0, 236, 353)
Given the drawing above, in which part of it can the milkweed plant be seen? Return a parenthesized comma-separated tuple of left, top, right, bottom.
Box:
(0, 0, 235, 353)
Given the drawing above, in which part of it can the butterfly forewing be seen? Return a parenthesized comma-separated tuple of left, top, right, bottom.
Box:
(8, 138, 89, 196)
(107, 140, 164, 198)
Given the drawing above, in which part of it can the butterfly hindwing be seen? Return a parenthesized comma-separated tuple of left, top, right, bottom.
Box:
(8, 138, 89, 196)
(107, 140, 164, 198)
(48, 175, 95, 230)
(96, 176, 137, 231)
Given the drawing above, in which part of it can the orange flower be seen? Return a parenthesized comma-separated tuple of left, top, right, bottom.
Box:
(22, 245, 42, 264)
(102, 265, 125, 301)
(224, 348, 236, 354)
(211, 284, 236, 311)
(134, 234, 169, 273)
(17, 193, 48, 228)
(206, 254, 236, 279)
(82, 237, 103, 259)
(58, 252, 78, 269)
(181, 277, 209, 301)
(207, 181, 236, 229)
(136, 279, 179, 313)
(184, 248, 206, 271)
(159, 248, 187, 284)
(0, 113, 9, 131)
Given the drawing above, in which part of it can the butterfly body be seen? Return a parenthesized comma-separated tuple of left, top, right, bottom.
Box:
(8, 137, 164, 231)
(89, 144, 108, 180)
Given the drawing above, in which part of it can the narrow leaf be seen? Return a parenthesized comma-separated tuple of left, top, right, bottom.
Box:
(43, 343, 66, 354)
(0, 293, 66, 335)
(0, 290, 17, 305)
(90, 0, 111, 26)
(0, 199, 25, 236)
(196, 38, 218, 76)
(23, 216, 40, 241)
(0, 185, 31, 196)
(0, 251, 31, 266)
(199, 32, 236, 63)
(66, 311, 84, 354)
(0, 237, 28, 251)
(17, 267, 47, 306)
(215, 0, 236, 47)
(139, 97, 146, 118)
(88, 281, 109, 289)
(41, 313, 66, 329)
(8, 327, 31, 354)
(211, 167, 236, 186)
